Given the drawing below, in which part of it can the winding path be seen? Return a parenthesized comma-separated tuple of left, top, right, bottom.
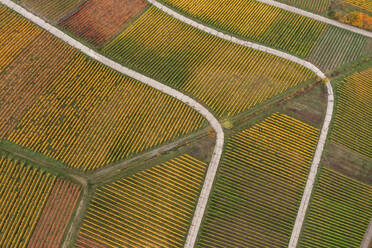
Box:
(361, 218, 372, 248)
(1, 0, 335, 247)
(255, 0, 372, 38)
(146, 0, 334, 247)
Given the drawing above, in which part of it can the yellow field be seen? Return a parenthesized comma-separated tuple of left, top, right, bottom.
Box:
(0, 5, 205, 171)
(197, 113, 319, 247)
(75, 154, 207, 247)
(0, 155, 56, 247)
(7, 55, 205, 171)
(155, 0, 326, 57)
(104, 7, 315, 117)
(0, 6, 41, 70)
(331, 68, 372, 158)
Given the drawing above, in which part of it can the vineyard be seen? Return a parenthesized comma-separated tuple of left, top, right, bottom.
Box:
(0, 5, 205, 171)
(59, 0, 148, 46)
(75, 154, 207, 247)
(298, 167, 372, 247)
(19, 0, 83, 23)
(344, 0, 372, 12)
(275, 0, 330, 14)
(331, 68, 372, 158)
(156, 0, 326, 57)
(197, 113, 319, 247)
(103, 7, 315, 117)
(28, 178, 81, 247)
(0, 155, 56, 247)
(307, 26, 369, 72)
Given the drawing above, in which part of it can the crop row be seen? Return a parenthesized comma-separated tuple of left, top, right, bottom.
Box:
(103, 7, 315, 117)
(307, 26, 368, 72)
(275, 0, 330, 14)
(75, 154, 207, 247)
(197, 113, 319, 247)
(0, 155, 56, 247)
(0, 5, 205, 171)
(58, 0, 148, 46)
(28, 178, 81, 247)
(331, 68, 372, 158)
(299, 167, 372, 247)
(344, 0, 372, 12)
(157, 0, 326, 57)
(18, 0, 83, 23)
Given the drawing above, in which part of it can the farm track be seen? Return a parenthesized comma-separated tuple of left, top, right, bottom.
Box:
(255, 0, 372, 38)
(145, 0, 334, 247)
(361, 218, 372, 248)
(1, 0, 337, 248)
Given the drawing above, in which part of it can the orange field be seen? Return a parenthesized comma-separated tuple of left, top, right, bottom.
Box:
(59, 0, 148, 46)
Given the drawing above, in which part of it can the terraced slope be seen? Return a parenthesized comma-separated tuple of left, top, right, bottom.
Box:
(18, 0, 83, 23)
(197, 113, 319, 247)
(59, 0, 147, 46)
(156, 0, 326, 57)
(298, 167, 372, 247)
(307, 26, 369, 72)
(331, 67, 372, 158)
(75, 154, 207, 247)
(0, 155, 55, 247)
(0, 5, 205, 171)
(103, 7, 315, 118)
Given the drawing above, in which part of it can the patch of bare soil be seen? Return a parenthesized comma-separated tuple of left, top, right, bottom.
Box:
(322, 142, 372, 185)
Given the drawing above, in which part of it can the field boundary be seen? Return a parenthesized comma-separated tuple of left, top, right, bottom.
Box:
(145, 0, 334, 247)
(255, 0, 372, 38)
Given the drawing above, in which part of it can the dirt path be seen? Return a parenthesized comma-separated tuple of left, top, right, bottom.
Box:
(361, 218, 372, 248)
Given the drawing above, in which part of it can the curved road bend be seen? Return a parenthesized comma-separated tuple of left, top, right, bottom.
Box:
(146, 0, 334, 247)
(256, 0, 372, 38)
(0, 0, 225, 247)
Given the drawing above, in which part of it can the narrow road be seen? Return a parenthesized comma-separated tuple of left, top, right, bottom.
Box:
(255, 0, 372, 38)
(361, 218, 372, 248)
(146, 0, 334, 247)
(0, 1, 224, 247)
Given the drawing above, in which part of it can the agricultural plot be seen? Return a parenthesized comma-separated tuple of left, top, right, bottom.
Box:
(298, 167, 372, 247)
(59, 0, 148, 46)
(1, 5, 205, 171)
(103, 7, 315, 118)
(197, 113, 319, 247)
(7, 54, 206, 171)
(331, 68, 372, 158)
(156, 0, 326, 57)
(75, 154, 207, 247)
(28, 178, 81, 247)
(275, 0, 330, 14)
(19, 0, 83, 23)
(307, 26, 369, 72)
(344, 0, 372, 12)
(0, 32, 77, 138)
(0, 155, 56, 247)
